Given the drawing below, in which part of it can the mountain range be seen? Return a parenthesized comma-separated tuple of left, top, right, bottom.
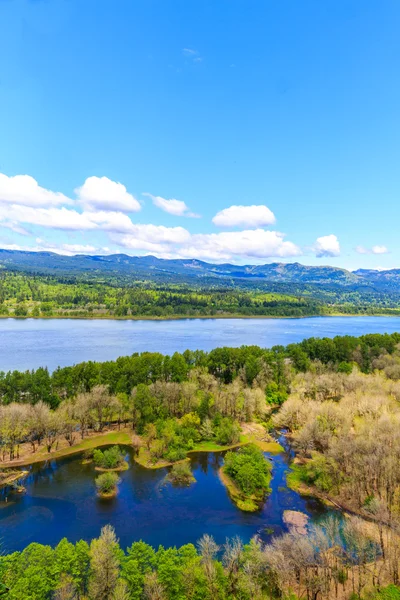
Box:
(0, 248, 400, 291)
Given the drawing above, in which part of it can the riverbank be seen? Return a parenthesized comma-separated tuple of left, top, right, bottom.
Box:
(0, 469, 29, 488)
(133, 437, 251, 470)
(2, 311, 400, 321)
(1, 422, 284, 473)
(1, 428, 132, 468)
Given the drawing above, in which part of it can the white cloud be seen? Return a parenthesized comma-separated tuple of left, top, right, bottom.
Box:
(314, 234, 340, 257)
(112, 223, 191, 248)
(35, 238, 100, 255)
(355, 245, 389, 255)
(76, 176, 141, 213)
(113, 228, 301, 262)
(372, 245, 389, 255)
(144, 193, 200, 218)
(0, 240, 109, 256)
(0, 221, 30, 235)
(0, 173, 72, 207)
(0, 204, 137, 234)
(212, 205, 276, 228)
(0, 171, 306, 264)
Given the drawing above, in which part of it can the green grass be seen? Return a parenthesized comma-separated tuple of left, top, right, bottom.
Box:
(135, 436, 250, 470)
(190, 436, 249, 453)
(8, 430, 132, 467)
(286, 463, 307, 491)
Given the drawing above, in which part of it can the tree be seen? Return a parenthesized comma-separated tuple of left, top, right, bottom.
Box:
(143, 423, 157, 451)
(89, 525, 121, 600)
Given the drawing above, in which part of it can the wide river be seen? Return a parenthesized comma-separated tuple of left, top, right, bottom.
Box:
(0, 316, 400, 372)
(0, 437, 336, 553)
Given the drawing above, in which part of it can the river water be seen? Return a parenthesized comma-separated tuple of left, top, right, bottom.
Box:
(0, 438, 336, 553)
(0, 316, 400, 372)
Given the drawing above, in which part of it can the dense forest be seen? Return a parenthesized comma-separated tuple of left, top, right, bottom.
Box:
(4, 333, 400, 597)
(2, 271, 400, 318)
(1, 522, 400, 600)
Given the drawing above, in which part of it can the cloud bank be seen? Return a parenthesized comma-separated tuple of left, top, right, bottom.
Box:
(0, 171, 348, 264)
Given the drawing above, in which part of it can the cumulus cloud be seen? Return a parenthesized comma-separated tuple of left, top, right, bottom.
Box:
(314, 234, 340, 257)
(212, 205, 276, 228)
(0, 171, 306, 264)
(113, 228, 301, 262)
(76, 176, 141, 213)
(144, 193, 199, 218)
(356, 245, 389, 255)
(0, 203, 137, 234)
(0, 173, 72, 207)
(372, 245, 389, 254)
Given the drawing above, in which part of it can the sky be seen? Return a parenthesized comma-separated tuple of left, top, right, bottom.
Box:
(0, 0, 399, 270)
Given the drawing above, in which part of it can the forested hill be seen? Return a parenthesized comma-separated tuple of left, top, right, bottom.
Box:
(0, 248, 399, 290)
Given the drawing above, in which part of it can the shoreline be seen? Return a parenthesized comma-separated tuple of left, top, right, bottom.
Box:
(1, 427, 284, 472)
(0, 313, 400, 322)
(0, 429, 133, 470)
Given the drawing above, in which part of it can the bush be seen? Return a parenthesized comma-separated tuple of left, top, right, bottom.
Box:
(95, 472, 120, 496)
(164, 447, 187, 463)
(168, 461, 195, 486)
(214, 417, 240, 445)
(93, 446, 125, 470)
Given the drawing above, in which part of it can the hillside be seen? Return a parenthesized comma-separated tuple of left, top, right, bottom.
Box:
(0, 248, 382, 286)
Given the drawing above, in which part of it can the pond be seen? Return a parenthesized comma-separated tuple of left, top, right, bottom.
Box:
(0, 436, 337, 553)
(0, 315, 400, 372)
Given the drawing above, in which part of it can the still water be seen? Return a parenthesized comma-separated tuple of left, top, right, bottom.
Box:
(0, 439, 334, 553)
(1, 316, 400, 372)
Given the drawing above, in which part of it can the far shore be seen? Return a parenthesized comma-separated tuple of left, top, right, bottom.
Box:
(0, 312, 399, 322)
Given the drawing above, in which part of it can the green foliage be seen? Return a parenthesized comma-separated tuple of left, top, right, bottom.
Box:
(224, 444, 271, 496)
(364, 585, 400, 600)
(95, 471, 120, 495)
(93, 445, 125, 469)
(214, 417, 241, 445)
(168, 461, 195, 486)
(265, 382, 288, 405)
(2, 332, 400, 407)
(302, 452, 341, 493)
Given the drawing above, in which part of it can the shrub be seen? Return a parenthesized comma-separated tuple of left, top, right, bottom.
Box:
(93, 446, 125, 470)
(95, 472, 120, 496)
(214, 417, 240, 445)
(168, 461, 195, 486)
(164, 447, 187, 463)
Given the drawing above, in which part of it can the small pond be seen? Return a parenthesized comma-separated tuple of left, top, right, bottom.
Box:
(0, 436, 337, 553)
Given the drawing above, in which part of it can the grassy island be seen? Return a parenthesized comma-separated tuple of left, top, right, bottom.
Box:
(95, 472, 120, 498)
(167, 461, 196, 486)
(220, 444, 272, 512)
(93, 446, 128, 471)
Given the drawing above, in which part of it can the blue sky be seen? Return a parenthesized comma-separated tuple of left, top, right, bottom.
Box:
(0, 0, 399, 269)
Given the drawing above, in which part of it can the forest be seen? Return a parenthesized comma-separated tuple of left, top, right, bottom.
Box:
(3, 333, 400, 597)
(2, 271, 400, 319)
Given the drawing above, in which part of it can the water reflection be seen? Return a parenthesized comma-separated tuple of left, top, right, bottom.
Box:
(0, 439, 337, 553)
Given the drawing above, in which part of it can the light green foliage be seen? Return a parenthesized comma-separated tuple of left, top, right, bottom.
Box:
(168, 461, 195, 486)
(93, 445, 125, 469)
(95, 471, 120, 495)
(224, 444, 271, 496)
(214, 416, 241, 445)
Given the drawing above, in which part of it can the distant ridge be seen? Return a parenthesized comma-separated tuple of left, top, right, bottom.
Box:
(0, 248, 398, 290)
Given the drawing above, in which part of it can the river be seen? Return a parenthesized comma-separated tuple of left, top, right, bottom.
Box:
(1, 316, 400, 372)
(0, 437, 337, 553)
